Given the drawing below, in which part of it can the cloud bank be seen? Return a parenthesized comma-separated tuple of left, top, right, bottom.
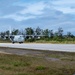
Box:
(0, 0, 75, 34)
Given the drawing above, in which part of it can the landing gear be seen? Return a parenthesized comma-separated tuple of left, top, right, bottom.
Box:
(12, 42, 15, 44)
(12, 41, 23, 44)
(19, 42, 23, 44)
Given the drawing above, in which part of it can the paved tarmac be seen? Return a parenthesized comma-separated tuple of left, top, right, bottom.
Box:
(0, 43, 75, 52)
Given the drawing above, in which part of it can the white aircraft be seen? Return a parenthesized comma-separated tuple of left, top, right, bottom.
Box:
(4, 27, 25, 44)
(5, 34, 45, 44)
(9, 34, 45, 44)
(9, 35, 25, 44)
(2, 27, 45, 44)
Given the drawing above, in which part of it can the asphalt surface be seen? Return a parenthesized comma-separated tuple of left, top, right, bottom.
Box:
(0, 43, 75, 52)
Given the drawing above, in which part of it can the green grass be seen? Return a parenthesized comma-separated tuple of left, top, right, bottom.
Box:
(0, 39, 11, 43)
(35, 66, 47, 70)
(1, 38, 75, 44)
(34, 40, 75, 44)
(0, 50, 75, 75)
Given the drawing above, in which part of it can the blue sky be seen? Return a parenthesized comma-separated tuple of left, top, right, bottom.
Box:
(0, 0, 75, 34)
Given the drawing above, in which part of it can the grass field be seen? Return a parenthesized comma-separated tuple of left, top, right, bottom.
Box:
(34, 40, 75, 44)
(0, 49, 75, 75)
(1, 38, 75, 44)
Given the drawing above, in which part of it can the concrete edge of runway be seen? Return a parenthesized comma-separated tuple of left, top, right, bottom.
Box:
(0, 46, 74, 53)
(0, 43, 75, 53)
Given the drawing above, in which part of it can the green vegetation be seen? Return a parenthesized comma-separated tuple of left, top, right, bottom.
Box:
(0, 38, 11, 43)
(35, 66, 47, 70)
(0, 50, 75, 75)
(0, 27, 75, 43)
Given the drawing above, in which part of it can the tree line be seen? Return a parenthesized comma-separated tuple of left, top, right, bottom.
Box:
(0, 27, 75, 42)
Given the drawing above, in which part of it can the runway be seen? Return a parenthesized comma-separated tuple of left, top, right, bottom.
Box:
(0, 43, 75, 52)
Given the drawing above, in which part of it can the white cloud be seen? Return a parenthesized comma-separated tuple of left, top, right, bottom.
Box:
(1, 14, 36, 21)
(0, 0, 75, 34)
(0, 1, 48, 21)
(18, 2, 47, 15)
(53, 0, 75, 5)
(51, 0, 75, 14)
(13, 1, 48, 16)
